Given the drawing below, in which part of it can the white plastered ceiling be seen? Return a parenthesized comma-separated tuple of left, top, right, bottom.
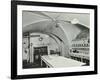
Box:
(22, 11, 89, 57)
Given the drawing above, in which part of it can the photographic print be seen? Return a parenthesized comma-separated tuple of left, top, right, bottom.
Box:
(22, 11, 90, 69)
(11, 1, 97, 79)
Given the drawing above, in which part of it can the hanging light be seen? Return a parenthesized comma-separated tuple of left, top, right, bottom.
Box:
(39, 37, 43, 41)
(55, 21, 59, 28)
(71, 18, 79, 24)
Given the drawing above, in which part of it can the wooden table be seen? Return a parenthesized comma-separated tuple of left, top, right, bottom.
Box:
(41, 55, 86, 68)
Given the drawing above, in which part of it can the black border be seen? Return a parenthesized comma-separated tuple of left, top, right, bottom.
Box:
(11, 0, 98, 79)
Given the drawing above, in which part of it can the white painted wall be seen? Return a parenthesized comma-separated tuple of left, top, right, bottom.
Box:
(49, 37, 59, 51)
(22, 37, 29, 61)
(27, 33, 59, 62)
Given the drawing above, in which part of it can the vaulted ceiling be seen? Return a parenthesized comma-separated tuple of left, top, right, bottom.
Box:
(22, 11, 89, 56)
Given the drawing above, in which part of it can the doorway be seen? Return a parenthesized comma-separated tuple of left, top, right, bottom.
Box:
(34, 46, 48, 66)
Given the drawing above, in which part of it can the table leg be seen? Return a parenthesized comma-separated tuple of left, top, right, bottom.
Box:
(41, 59, 43, 67)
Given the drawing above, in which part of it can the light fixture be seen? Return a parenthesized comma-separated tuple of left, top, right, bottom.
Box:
(71, 18, 79, 24)
(39, 37, 43, 41)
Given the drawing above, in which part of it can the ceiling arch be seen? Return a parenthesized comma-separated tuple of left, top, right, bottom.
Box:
(22, 11, 89, 56)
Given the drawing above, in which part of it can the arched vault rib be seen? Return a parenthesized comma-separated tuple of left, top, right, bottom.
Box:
(23, 20, 71, 57)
